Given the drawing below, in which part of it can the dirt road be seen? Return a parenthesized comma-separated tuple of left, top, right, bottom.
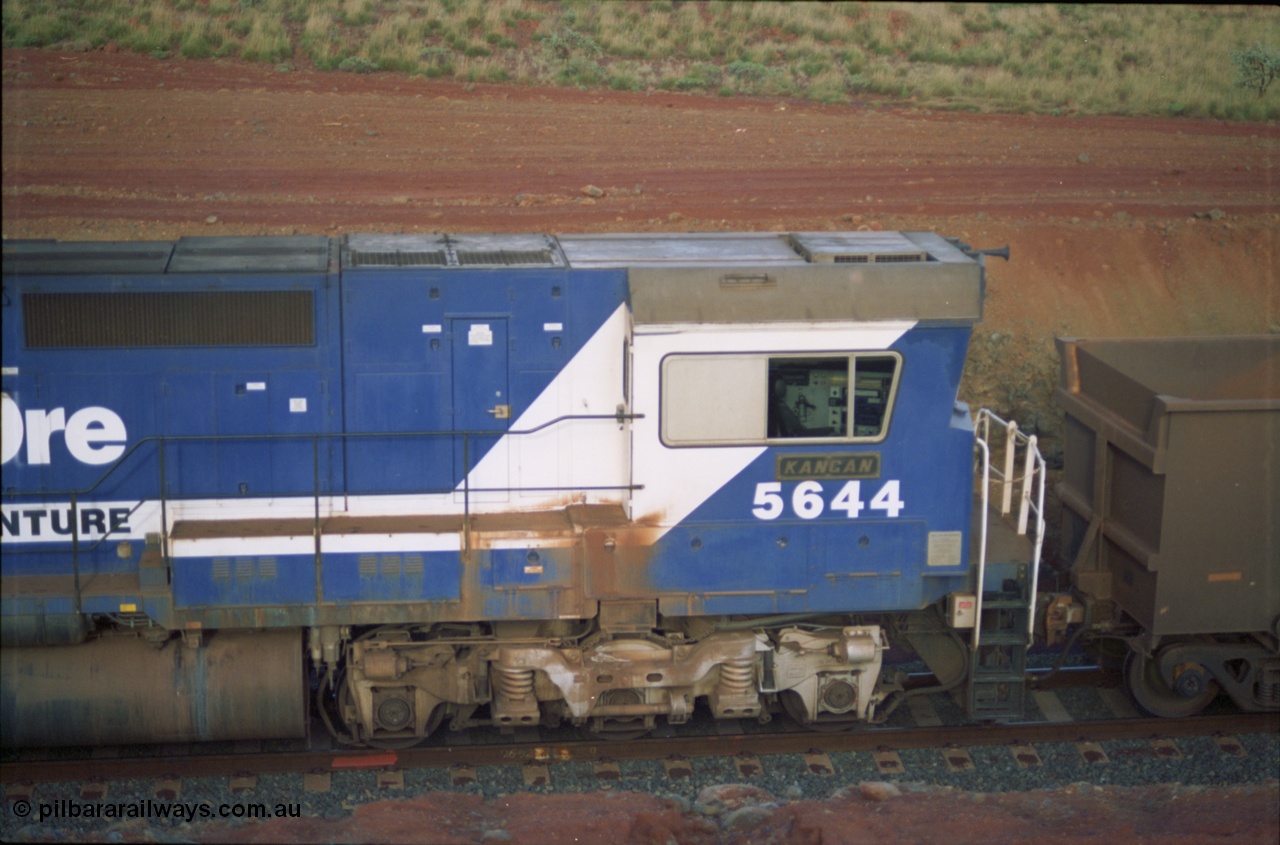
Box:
(4, 49, 1277, 338)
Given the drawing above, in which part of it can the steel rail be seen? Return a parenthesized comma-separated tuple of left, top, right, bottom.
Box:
(3, 711, 1276, 787)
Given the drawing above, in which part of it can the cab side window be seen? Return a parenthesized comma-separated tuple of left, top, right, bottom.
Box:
(662, 352, 900, 446)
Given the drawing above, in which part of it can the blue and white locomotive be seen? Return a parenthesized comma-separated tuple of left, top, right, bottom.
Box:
(0, 231, 1043, 747)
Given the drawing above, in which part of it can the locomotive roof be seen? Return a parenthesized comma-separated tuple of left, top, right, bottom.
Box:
(1, 235, 332, 275)
(3, 231, 986, 323)
(4, 231, 975, 272)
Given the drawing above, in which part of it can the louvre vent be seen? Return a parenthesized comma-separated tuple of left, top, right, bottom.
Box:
(833, 252, 925, 264)
(258, 557, 277, 579)
(358, 554, 377, 577)
(344, 234, 563, 269)
(788, 232, 930, 265)
(349, 250, 448, 267)
(23, 291, 314, 348)
(455, 249, 555, 267)
(381, 554, 402, 578)
(235, 557, 254, 580)
(404, 554, 424, 575)
(213, 558, 231, 580)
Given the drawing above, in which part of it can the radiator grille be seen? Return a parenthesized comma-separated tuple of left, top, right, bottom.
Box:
(348, 250, 448, 267)
(23, 290, 313, 348)
(832, 252, 926, 264)
(455, 249, 555, 266)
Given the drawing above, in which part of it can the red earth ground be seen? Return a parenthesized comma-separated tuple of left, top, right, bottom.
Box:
(2, 48, 1278, 844)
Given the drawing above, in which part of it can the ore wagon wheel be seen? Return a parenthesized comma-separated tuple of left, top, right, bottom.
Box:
(1125, 650, 1220, 719)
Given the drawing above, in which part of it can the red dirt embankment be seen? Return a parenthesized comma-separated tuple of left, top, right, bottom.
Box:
(3, 49, 1276, 343)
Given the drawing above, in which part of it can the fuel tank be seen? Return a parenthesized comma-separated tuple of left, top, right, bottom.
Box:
(0, 629, 305, 747)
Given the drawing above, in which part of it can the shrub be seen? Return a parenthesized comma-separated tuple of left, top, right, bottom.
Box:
(540, 26, 601, 60)
(556, 56, 602, 86)
(179, 32, 213, 59)
(1230, 43, 1280, 97)
(726, 60, 769, 84)
(338, 56, 378, 74)
(609, 73, 641, 91)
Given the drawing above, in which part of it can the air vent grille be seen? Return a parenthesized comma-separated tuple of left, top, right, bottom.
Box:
(23, 290, 313, 348)
(788, 232, 930, 265)
(455, 249, 555, 267)
(381, 554, 402, 578)
(348, 250, 448, 267)
(832, 252, 927, 264)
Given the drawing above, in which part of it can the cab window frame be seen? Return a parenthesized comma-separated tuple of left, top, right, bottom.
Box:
(659, 350, 902, 447)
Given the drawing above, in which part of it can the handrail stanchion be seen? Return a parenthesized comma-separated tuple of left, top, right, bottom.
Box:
(973, 437, 990, 653)
(314, 434, 323, 606)
(462, 433, 471, 558)
(1001, 419, 1017, 516)
(1027, 457, 1047, 635)
(158, 438, 169, 565)
(1018, 434, 1036, 536)
(70, 491, 83, 620)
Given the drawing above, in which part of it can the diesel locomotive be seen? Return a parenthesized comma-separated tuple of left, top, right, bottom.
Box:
(1, 231, 1273, 748)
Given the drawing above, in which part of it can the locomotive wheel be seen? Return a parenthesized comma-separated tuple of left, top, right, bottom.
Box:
(780, 690, 862, 733)
(338, 676, 443, 750)
(1125, 651, 1219, 718)
(582, 689, 653, 741)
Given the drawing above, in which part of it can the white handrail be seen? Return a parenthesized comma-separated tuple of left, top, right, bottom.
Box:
(973, 408, 1047, 637)
(973, 435, 990, 652)
(1001, 419, 1018, 517)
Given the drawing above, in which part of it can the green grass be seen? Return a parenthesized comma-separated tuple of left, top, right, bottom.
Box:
(3, 1, 1278, 119)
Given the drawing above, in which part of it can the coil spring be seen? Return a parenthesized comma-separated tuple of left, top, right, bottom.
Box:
(1259, 671, 1280, 708)
(494, 666, 535, 701)
(719, 659, 755, 695)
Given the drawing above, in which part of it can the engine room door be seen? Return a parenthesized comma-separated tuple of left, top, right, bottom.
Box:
(452, 318, 510, 500)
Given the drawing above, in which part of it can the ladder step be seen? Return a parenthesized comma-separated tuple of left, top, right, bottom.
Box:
(970, 671, 1027, 684)
(974, 632, 1027, 645)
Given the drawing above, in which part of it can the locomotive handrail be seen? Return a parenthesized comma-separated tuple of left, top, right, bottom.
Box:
(0, 412, 645, 501)
(973, 408, 1047, 642)
(972, 435, 990, 652)
(2, 412, 647, 573)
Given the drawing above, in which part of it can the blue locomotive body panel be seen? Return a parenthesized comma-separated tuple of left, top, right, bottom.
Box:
(2, 239, 340, 597)
(2, 231, 994, 636)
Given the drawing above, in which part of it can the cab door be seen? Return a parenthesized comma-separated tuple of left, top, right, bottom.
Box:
(451, 318, 509, 500)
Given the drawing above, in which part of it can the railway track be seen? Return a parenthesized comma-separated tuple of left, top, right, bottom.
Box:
(3, 668, 1277, 790)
